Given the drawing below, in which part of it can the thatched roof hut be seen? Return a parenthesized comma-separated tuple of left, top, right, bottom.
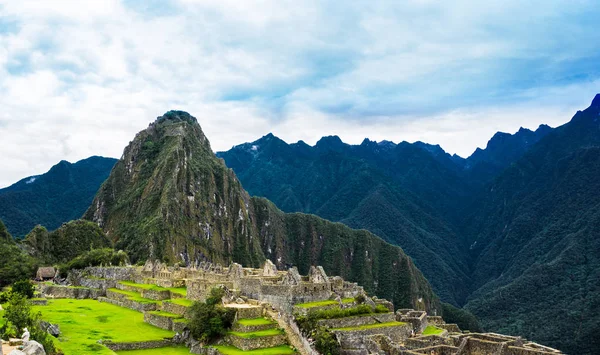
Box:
(36, 267, 56, 280)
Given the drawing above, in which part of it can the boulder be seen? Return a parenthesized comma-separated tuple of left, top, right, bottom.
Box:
(21, 341, 46, 355)
(8, 351, 26, 355)
(39, 321, 60, 338)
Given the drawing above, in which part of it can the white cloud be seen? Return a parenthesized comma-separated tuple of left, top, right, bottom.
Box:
(0, 0, 599, 187)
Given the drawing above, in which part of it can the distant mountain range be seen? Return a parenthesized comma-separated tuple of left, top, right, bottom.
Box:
(2, 96, 599, 353)
(217, 95, 600, 354)
(0, 156, 117, 237)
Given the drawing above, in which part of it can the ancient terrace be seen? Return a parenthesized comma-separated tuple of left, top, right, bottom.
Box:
(34, 261, 565, 355)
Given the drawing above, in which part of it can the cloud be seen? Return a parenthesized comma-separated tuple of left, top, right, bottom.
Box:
(0, 0, 599, 187)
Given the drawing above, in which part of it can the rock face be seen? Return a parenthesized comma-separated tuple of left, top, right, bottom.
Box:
(20, 341, 46, 355)
(84, 111, 440, 311)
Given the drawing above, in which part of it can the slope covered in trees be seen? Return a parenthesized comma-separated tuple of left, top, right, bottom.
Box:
(0, 156, 117, 237)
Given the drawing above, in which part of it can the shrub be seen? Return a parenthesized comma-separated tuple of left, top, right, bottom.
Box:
(354, 294, 365, 304)
(313, 327, 340, 355)
(188, 288, 236, 343)
(12, 280, 35, 299)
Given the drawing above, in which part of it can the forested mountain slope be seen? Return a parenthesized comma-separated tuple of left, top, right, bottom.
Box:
(0, 156, 117, 237)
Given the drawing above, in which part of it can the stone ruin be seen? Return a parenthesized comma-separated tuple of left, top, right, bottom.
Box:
(48, 260, 565, 355)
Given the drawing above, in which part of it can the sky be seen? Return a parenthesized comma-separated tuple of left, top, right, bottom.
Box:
(0, 0, 599, 187)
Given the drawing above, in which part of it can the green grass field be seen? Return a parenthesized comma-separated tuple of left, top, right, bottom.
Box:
(228, 328, 284, 338)
(108, 288, 159, 304)
(149, 310, 183, 319)
(237, 317, 275, 326)
(32, 299, 175, 355)
(166, 298, 193, 307)
(332, 321, 407, 331)
(294, 298, 354, 308)
(422, 325, 445, 335)
(213, 345, 296, 354)
(115, 346, 191, 355)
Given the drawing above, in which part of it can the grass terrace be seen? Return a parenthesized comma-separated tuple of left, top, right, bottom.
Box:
(108, 288, 159, 304)
(149, 310, 183, 319)
(118, 281, 186, 297)
(237, 318, 276, 326)
(294, 298, 354, 308)
(32, 299, 175, 355)
(422, 325, 445, 335)
(165, 298, 193, 307)
(228, 328, 285, 338)
(115, 346, 191, 355)
(332, 321, 407, 332)
(213, 345, 296, 355)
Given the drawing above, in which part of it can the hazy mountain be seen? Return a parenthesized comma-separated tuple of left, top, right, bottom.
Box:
(0, 156, 117, 237)
(83, 111, 440, 311)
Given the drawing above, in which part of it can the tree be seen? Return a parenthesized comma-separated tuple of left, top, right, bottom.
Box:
(12, 280, 35, 299)
(188, 288, 235, 343)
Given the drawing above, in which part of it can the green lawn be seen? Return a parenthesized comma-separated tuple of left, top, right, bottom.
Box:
(422, 325, 445, 335)
(166, 298, 193, 307)
(33, 299, 175, 355)
(115, 346, 191, 355)
(332, 321, 407, 331)
(228, 328, 284, 338)
(213, 345, 296, 355)
(149, 310, 183, 319)
(237, 318, 275, 326)
(118, 282, 187, 297)
(294, 298, 354, 308)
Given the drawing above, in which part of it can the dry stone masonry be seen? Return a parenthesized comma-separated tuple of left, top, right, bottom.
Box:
(35, 260, 565, 355)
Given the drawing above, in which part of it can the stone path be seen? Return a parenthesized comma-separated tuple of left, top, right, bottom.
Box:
(266, 309, 314, 355)
(2, 341, 18, 354)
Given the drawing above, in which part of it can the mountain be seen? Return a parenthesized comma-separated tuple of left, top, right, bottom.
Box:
(461, 97, 600, 354)
(0, 219, 36, 287)
(217, 134, 472, 305)
(0, 156, 117, 237)
(217, 94, 600, 353)
(83, 111, 440, 311)
(464, 124, 554, 184)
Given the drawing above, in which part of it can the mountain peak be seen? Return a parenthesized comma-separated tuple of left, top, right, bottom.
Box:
(592, 94, 600, 108)
(155, 110, 198, 125)
(315, 135, 345, 149)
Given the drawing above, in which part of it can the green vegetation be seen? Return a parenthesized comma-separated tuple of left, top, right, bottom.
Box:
(228, 328, 284, 338)
(59, 248, 129, 277)
(0, 220, 36, 287)
(188, 288, 236, 343)
(441, 302, 482, 332)
(331, 321, 407, 331)
(149, 310, 183, 319)
(116, 346, 192, 355)
(25, 219, 112, 264)
(295, 304, 391, 332)
(312, 327, 339, 355)
(166, 298, 193, 307)
(422, 325, 445, 335)
(118, 281, 186, 296)
(237, 318, 275, 326)
(32, 299, 175, 355)
(0, 156, 117, 238)
(295, 299, 353, 308)
(11, 280, 35, 299)
(213, 345, 296, 355)
(1, 293, 58, 354)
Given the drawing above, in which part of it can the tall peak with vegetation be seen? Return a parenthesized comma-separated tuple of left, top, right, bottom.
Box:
(84, 113, 440, 311)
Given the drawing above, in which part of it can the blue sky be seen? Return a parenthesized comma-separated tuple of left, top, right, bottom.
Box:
(0, 0, 599, 187)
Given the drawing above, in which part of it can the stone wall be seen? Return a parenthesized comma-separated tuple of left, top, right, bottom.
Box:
(317, 313, 396, 329)
(225, 333, 287, 351)
(144, 312, 175, 331)
(334, 323, 413, 348)
(161, 301, 189, 316)
(41, 285, 101, 299)
(103, 339, 173, 351)
(82, 266, 140, 281)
